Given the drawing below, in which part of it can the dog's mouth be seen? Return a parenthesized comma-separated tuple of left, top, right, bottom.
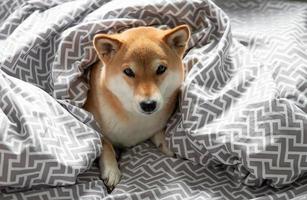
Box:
(138, 106, 159, 115)
(140, 109, 157, 115)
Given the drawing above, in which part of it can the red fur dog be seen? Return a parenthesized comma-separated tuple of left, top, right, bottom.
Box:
(84, 25, 190, 188)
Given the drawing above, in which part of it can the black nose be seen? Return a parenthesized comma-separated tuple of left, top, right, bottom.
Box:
(140, 100, 157, 113)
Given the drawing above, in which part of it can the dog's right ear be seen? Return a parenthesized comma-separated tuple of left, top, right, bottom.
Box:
(163, 25, 190, 58)
(93, 34, 122, 64)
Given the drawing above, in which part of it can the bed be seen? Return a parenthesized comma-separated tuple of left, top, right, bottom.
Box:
(0, 0, 307, 199)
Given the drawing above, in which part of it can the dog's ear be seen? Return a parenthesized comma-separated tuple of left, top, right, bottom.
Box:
(163, 25, 190, 58)
(93, 34, 122, 64)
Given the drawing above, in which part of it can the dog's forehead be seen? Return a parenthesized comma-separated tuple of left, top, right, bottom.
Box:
(124, 39, 167, 65)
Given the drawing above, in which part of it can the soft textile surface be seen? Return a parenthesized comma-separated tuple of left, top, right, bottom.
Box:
(1, 0, 307, 199)
(166, 0, 307, 188)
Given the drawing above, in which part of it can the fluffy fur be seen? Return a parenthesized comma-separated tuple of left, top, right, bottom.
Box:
(84, 25, 190, 189)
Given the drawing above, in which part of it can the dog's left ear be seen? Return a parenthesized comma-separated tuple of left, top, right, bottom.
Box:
(163, 25, 190, 58)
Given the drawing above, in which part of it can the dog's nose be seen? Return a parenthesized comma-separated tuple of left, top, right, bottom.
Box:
(140, 100, 157, 113)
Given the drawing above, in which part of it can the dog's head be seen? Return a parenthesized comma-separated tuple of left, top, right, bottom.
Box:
(93, 25, 190, 115)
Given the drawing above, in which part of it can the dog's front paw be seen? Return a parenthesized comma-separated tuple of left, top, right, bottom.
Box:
(159, 140, 175, 157)
(151, 131, 175, 157)
(99, 139, 121, 190)
(101, 164, 121, 189)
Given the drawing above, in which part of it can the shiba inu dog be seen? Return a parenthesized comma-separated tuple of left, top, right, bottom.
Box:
(84, 25, 190, 189)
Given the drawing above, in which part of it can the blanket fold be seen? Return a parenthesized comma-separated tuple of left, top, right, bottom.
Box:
(1, 0, 307, 199)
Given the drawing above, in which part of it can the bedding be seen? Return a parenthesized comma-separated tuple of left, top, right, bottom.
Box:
(0, 0, 307, 199)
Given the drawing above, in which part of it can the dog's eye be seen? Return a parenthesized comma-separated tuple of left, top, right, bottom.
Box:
(156, 65, 167, 75)
(123, 68, 135, 78)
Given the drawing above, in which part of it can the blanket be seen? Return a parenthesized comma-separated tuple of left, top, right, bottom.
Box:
(0, 0, 307, 199)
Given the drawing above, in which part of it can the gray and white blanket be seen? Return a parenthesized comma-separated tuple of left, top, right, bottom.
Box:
(0, 0, 307, 199)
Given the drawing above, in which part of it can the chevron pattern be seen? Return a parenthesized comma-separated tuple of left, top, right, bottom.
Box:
(109, 142, 307, 200)
(0, 0, 307, 199)
(1, 179, 106, 200)
(166, 0, 307, 189)
(0, 70, 101, 189)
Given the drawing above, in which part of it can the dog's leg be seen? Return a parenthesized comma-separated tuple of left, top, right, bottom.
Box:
(150, 130, 174, 157)
(99, 138, 121, 189)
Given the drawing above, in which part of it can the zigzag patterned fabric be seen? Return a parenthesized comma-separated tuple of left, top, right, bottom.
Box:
(0, 0, 307, 199)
